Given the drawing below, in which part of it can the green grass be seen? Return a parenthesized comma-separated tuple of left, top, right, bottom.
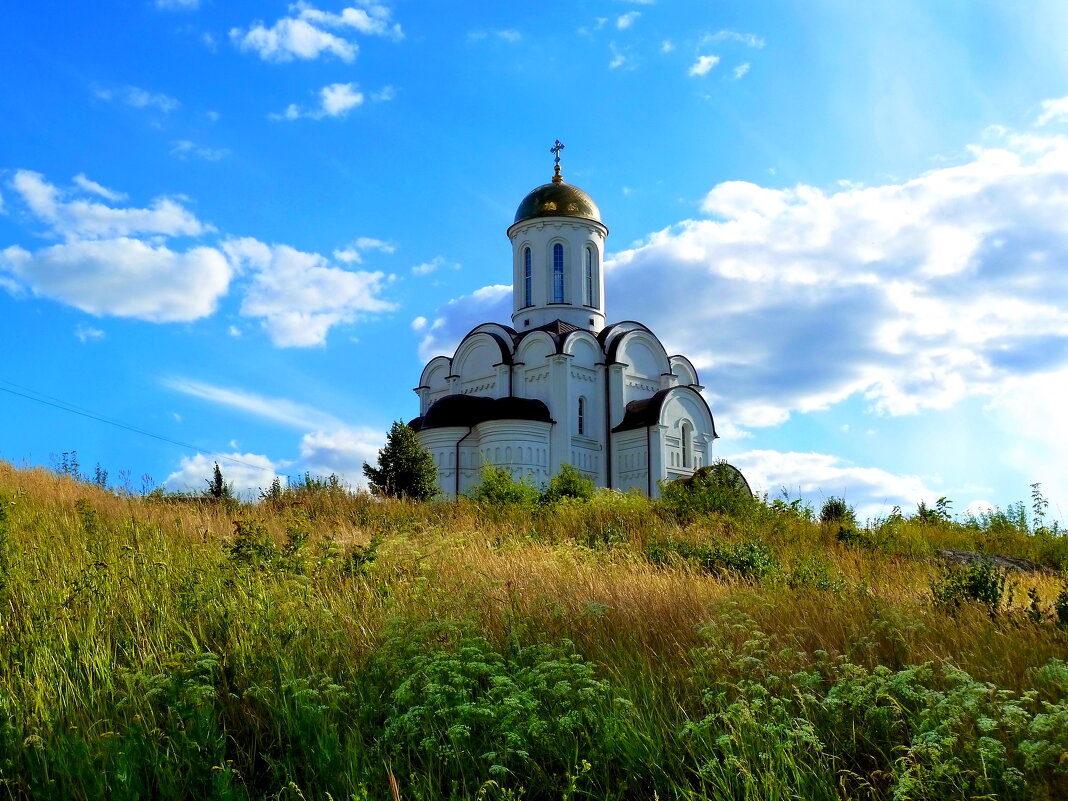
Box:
(0, 462, 1066, 799)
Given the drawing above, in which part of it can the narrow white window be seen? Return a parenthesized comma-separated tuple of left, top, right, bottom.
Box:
(584, 247, 594, 307)
(681, 422, 692, 468)
(577, 396, 586, 436)
(523, 247, 532, 307)
(553, 243, 565, 302)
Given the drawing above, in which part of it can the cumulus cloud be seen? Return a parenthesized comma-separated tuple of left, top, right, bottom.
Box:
(2, 170, 395, 344)
(727, 449, 938, 520)
(10, 170, 211, 240)
(416, 284, 510, 361)
(164, 452, 282, 497)
(231, 1, 401, 62)
(616, 12, 640, 29)
(1, 239, 231, 322)
(270, 82, 365, 120)
(299, 427, 384, 487)
(223, 237, 396, 346)
(689, 55, 720, 76)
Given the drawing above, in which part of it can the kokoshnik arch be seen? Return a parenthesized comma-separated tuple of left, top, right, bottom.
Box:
(412, 143, 718, 498)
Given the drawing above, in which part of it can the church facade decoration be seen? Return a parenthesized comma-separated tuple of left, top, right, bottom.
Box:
(412, 145, 718, 498)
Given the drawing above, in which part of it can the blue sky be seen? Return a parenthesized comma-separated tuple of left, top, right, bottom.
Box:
(2, 0, 1067, 521)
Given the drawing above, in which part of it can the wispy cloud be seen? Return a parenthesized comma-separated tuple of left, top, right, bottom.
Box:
(1037, 96, 1068, 126)
(733, 62, 750, 80)
(72, 174, 127, 202)
(164, 378, 345, 430)
(155, 0, 199, 9)
(467, 29, 521, 44)
(334, 236, 395, 264)
(616, 12, 640, 30)
(170, 140, 229, 161)
(93, 85, 179, 113)
(74, 323, 105, 343)
(703, 30, 765, 49)
(689, 55, 720, 77)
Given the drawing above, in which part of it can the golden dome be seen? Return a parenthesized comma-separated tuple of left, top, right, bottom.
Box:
(513, 175, 601, 225)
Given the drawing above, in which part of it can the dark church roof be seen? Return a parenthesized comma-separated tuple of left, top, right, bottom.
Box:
(414, 394, 554, 431)
(611, 388, 673, 432)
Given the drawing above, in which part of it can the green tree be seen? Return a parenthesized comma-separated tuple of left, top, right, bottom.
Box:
(363, 420, 438, 500)
(204, 461, 235, 501)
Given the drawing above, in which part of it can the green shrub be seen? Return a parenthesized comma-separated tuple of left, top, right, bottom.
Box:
(540, 464, 595, 505)
(932, 561, 1008, 613)
(819, 496, 853, 525)
(468, 464, 541, 506)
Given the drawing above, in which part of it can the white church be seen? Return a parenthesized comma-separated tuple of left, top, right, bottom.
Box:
(412, 145, 718, 498)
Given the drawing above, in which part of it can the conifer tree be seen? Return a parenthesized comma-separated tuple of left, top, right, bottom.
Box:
(362, 420, 437, 500)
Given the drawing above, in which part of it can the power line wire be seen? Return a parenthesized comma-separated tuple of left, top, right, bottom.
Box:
(0, 378, 276, 473)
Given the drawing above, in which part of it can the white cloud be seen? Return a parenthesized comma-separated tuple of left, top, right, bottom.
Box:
(299, 427, 384, 487)
(411, 255, 453, 276)
(334, 236, 394, 263)
(74, 323, 105, 342)
(223, 237, 396, 346)
(170, 140, 229, 161)
(1037, 96, 1068, 126)
(410, 315, 427, 331)
(608, 43, 628, 69)
(94, 85, 179, 113)
(689, 55, 720, 77)
(321, 82, 364, 116)
(602, 132, 1068, 429)
(165, 378, 345, 430)
(164, 452, 282, 497)
(271, 82, 365, 120)
(727, 449, 938, 521)
(371, 85, 396, 102)
(231, 1, 401, 62)
(11, 170, 211, 240)
(704, 30, 765, 49)
(616, 12, 640, 29)
(72, 174, 126, 202)
(733, 62, 750, 79)
(155, 0, 199, 9)
(416, 284, 510, 361)
(232, 17, 357, 62)
(467, 29, 521, 44)
(661, 40, 674, 53)
(1, 239, 231, 322)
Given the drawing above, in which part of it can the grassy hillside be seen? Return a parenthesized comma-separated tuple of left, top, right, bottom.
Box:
(0, 461, 1066, 800)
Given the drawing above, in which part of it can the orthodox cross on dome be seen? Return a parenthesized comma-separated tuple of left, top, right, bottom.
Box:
(550, 139, 565, 183)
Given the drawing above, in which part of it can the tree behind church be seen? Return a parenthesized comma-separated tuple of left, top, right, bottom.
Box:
(362, 420, 438, 500)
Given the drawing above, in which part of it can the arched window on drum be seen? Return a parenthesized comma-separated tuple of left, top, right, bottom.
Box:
(552, 243, 565, 302)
